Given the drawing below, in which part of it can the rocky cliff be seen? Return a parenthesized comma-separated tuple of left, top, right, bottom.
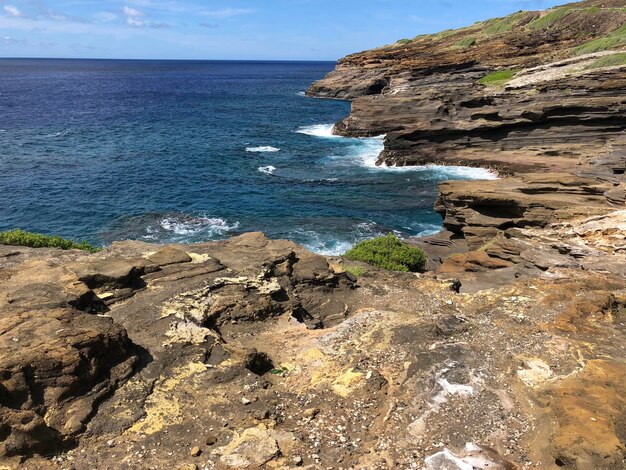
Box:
(1, 1, 626, 469)
(309, 0, 626, 255)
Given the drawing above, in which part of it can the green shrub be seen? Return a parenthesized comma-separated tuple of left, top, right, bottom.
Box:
(453, 36, 476, 48)
(344, 265, 367, 278)
(478, 69, 516, 87)
(584, 52, 626, 69)
(396, 38, 412, 45)
(343, 234, 427, 272)
(0, 229, 99, 253)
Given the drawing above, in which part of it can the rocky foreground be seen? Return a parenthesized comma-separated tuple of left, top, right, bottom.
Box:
(2, 0, 626, 469)
(1, 216, 625, 470)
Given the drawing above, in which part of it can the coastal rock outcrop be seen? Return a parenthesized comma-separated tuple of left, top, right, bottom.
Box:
(0, 233, 357, 466)
(1, 214, 625, 469)
(2, 0, 626, 468)
(0, 252, 139, 457)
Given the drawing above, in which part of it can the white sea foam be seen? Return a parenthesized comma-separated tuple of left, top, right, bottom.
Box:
(44, 129, 69, 138)
(147, 214, 239, 239)
(357, 144, 497, 180)
(300, 122, 497, 180)
(296, 91, 306, 97)
(296, 123, 342, 138)
(294, 230, 354, 256)
(292, 221, 384, 256)
(406, 223, 444, 238)
(358, 145, 497, 180)
(435, 165, 498, 180)
(258, 165, 277, 176)
(246, 146, 280, 153)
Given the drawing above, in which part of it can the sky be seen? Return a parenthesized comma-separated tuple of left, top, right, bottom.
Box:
(0, 0, 566, 60)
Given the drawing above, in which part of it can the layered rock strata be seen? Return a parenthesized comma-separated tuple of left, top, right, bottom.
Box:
(0, 216, 624, 469)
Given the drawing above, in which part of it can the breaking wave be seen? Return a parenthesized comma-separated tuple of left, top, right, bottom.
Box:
(296, 123, 342, 138)
(258, 165, 277, 176)
(155, 215, 238, 237)
(246, 146, 280, 153)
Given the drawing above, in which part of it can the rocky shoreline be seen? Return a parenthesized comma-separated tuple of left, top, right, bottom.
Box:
(2, 1, 626, 469)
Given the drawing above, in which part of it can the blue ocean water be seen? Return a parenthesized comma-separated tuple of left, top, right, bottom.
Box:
(0, 59, 494, 255)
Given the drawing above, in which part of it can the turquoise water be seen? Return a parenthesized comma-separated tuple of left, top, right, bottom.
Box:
(0, 59, 494, 254)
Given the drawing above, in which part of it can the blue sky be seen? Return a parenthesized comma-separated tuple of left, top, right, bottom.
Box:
(0, 0, 565, 60)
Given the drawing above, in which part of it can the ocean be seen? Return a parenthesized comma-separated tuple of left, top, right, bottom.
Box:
(0, 59, 494, 255)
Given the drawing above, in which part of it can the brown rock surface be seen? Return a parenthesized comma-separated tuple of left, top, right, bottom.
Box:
(0, 254, 139, 458)
(0, 212, 624, 469)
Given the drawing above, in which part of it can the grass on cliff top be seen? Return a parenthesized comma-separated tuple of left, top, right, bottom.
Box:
(584, 52, 626, 69)
(478, 69, 516, 87)
(453, 36, 477, 48)
(343, 234, 427, 272)
(0, 229, 100, 253)
(572, 25, 626, 55)
(527, 6, 574, 30)
(482, 11, 529, 36)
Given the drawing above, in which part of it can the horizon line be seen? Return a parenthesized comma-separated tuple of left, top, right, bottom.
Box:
(0, 57, 339, 63)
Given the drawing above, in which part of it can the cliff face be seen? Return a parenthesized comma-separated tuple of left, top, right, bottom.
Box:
(309, 0, 626, 251)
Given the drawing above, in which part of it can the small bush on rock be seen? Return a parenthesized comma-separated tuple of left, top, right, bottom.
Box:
(478, 69, 516, 87)
(344, 265, 367, 278)
(343, 234, 427, 272)
(0, 229, 99, 253)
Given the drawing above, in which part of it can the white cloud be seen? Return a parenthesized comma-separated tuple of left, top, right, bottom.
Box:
(44, 10, 68, 21)
(122, 5, 145, 27)
(4, 5, 25, 18)
(123, 6, 144, 18)
(201, 8, 253, 19)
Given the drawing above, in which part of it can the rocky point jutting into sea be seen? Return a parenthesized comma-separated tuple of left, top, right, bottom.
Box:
(2, 0, 626, 469)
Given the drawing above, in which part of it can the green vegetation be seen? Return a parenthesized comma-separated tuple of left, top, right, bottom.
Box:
(572, 25, 626, 55)
(527, 6, 573, 30)
(453, 36, 476, 48)
(478, 69, 516, 87)
(344, 265, 367, 278)
(584, 52, 626, 69)
(482, 11, 527, 36)
(396, 38, 413, 45)
(429, 26, 474, 42)
(0, 229, 99, 253)
(343, 234, 427, 272)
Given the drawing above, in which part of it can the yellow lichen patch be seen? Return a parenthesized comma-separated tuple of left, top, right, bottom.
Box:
(301, 347, 326, 361)
(548, 359, 626, 468)
(127, 362, 207, 435)
(331, 368, 364, 397)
